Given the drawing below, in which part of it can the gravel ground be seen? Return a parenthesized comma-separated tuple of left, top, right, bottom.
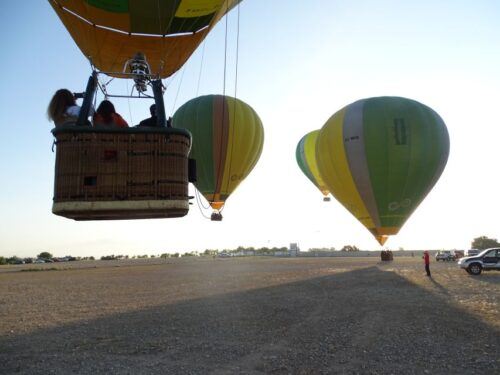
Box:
(0, 256, 499, 374)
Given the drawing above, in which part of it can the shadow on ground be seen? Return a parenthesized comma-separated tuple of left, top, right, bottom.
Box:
(1, 266, 498, 374)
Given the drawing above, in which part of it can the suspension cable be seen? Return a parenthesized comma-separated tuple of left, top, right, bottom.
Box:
(196, 41, 207, 97)
(126, 79, 134, 125)
(224, 1, 241, 200)
(170, 65, 186, 115)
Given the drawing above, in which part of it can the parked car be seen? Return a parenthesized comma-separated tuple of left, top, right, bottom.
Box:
(435, 250, 454, 261)
(34, 259, 45, 264)
(458, 248, 500, 275)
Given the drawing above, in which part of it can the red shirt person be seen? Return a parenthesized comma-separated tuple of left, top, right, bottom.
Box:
(423, 251, 431, 277)
(93, 100, 129, 128)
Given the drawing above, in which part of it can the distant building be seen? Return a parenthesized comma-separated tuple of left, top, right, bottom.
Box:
(289, 243, 300, 257)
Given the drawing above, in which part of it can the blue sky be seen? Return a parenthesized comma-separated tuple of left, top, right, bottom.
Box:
(1, 1, 500, 257)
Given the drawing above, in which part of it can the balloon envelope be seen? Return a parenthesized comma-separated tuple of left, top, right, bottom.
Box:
(296, 130, 330, 198)
(316, 97, 449, 245)
(50, 0, 240, 78)
(173, 95, 264, 211)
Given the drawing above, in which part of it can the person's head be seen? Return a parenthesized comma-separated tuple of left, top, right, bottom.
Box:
(47, 89, 76, 122)
(96, 100, 116, 123)
(150, 104, 156, 116)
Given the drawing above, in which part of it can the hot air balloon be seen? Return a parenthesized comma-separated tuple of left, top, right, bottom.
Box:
(316, 97, 450, 245)
(49, 0, 240, 79)
(173, 95, 264, 220)
(296, 130, 330, 201)
(48, 0, 241, 220)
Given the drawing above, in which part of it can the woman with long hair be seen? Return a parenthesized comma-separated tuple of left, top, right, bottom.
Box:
(93, 100, 129, 128)
(47, 89, 78, 126)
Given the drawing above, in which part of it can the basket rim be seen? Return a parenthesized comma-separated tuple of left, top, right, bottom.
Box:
(52, 124, 191, 139)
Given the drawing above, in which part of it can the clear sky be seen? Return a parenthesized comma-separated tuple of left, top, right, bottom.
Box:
(1, 1, 499, 257)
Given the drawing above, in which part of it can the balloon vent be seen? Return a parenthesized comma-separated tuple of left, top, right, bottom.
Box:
(323, 197, 331, 202)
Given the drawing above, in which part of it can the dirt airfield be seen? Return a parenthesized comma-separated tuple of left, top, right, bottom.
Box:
(1, 256, 499, 374)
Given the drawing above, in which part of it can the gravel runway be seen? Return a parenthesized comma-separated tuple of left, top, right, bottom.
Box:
(1, 257, 499, 374)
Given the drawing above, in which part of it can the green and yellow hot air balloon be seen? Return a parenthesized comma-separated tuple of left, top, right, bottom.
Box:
(173, 95, 264, 219)
(296, 130, 330, 201)
(316, 97, 450, 245)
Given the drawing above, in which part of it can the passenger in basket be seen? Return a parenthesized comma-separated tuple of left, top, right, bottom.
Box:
(137, 104, 158, 127)
(93, 100, 129, 128)
(47, 89, 93, 127)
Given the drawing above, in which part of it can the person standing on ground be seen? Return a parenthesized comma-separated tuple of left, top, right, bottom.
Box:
(423, 250, 431, 277)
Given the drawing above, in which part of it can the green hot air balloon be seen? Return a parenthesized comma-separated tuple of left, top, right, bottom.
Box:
(173, 95, 264, 219)
(316, 97, 450, 245)
(296, 130, 330, 201)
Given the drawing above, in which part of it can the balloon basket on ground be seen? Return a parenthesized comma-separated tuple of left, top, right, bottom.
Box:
(380, 250, 394, 261)
(51, 126, 192, 220)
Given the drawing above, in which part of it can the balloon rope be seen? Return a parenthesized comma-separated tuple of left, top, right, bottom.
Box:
(234, 1, 240, 100)
(126, 79, 134, 125)
(195, 188, 213, 219)
(196, 41, 207, 97)
(223, 1, 241, 203)
(171, 65, 186, 114)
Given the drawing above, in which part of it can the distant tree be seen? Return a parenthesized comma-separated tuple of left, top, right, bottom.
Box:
(160, 253, 170, 259)
(89, 256, 95, 260)
(172, 253, 180, 258)
(0, 257, 7, 265)
(203, 249, 218, 256)
(182, 251, 199, 257)
(309, 247, 336, 252)
(471, 236, 500, 250)
(341, 245, 359, 252)
(150, 254, 156, 258)
(37, 251, 53, 259)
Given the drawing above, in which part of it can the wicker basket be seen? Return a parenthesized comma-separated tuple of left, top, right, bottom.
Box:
(52, 126, 191, 220)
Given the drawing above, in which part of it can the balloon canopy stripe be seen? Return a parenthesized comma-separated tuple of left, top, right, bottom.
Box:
(317, 108, 376, 231)
(212, 96, 230, 200)
(343, 99, 382, 228)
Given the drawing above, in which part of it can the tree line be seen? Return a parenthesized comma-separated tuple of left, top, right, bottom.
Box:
(2, 236, 499, 265)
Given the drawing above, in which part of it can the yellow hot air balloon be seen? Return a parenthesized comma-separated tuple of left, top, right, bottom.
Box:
(173, 95, 264, 219)
(316, 97, 450, 245)
(296, 130, 330, 201)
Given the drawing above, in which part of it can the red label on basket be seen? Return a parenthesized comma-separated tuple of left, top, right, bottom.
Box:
(104, 150, 118, 161)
